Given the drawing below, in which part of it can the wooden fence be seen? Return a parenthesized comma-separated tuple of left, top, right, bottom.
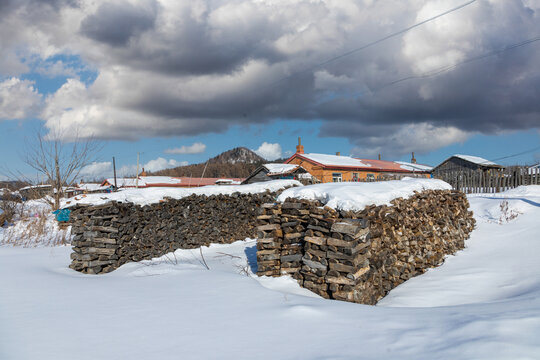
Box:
(434, 167, 540, 194)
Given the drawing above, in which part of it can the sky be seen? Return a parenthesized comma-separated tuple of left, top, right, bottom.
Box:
(1, 0, 539, 181)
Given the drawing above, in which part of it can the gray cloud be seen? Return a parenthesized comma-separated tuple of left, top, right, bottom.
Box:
(2, 0, 540, 156)
(80, 0, 157, 46)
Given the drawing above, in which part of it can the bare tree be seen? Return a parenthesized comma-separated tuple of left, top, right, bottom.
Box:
(22, 127, 101, 210)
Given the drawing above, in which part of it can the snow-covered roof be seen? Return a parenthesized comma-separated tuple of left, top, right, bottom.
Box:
(454, 154, 498, 166)
(139, 176, 183, 185)
(19, 184, 52, 191)
(215, 179, 242, 185)
(78, 183, 111, 191)
(104, 176, 183, 187)
(277, 177, 451, 211)
(105, 178, 139, 187)
(298, 153, 371, 168)
(264, 163, 300, 175)
(395, 161, 433, 172)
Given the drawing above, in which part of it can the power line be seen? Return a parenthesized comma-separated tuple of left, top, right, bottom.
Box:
(489, 145, 540, 163)
(267, 0, 477, 89)
(379, 35, 540, 90)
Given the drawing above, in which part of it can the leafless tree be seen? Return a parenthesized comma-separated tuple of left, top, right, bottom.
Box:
(22, 127, 101, 210)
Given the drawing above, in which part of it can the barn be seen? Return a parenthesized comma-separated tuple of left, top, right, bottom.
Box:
(432, 154, 504, 178)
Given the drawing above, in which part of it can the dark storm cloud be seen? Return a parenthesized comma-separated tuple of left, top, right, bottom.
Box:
(80, 1, 157, 46)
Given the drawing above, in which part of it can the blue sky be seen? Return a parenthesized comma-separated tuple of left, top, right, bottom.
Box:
(1, 0, 539, 181)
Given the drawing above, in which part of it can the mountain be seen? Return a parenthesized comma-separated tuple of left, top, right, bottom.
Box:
(208, 147, 264, 164)
(151, 147, 266, 179)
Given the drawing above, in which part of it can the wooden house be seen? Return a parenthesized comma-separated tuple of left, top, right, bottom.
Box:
(284, 138, 431, 183)
(432, 154, 504, 178)
(242, 164, 314, 184)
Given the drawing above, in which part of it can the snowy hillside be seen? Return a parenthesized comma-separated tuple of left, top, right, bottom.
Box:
(1, 186, 540, 359)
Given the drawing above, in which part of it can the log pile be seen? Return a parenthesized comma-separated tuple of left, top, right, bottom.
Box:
(256, 189, 475, 305)
(69, 192, 277, 274)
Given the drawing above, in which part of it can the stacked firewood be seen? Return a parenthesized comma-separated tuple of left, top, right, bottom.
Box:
(256, 203, 283, 277)
(256, 189, 475, 305)
(323, 220, 371, 302)
(69, 191, 278, 274)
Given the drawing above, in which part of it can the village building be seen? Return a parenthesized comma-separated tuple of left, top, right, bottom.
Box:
(18, 184, 53, 200)
(432, 154, 504, 178)
(242, 164, 314, 184)
(77, 183, 112, 194)
(283, 138, 432, 183)
(101, 176, 245, 188)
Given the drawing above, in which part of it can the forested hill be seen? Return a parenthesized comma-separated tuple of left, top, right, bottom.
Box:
(151, 147, 266, 178)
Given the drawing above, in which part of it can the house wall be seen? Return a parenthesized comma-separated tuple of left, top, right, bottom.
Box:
(287, 158, 429, 183)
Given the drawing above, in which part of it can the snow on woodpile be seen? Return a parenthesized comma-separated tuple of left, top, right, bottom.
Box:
(64, 179, 302, 207)
(277, 177, 451, 211)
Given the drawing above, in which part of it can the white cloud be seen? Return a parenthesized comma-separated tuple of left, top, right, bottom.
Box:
(79, 161, 112, 181)
(142, 157, 188, 172)
(164, 142, 206, 154)
(0, 78, 42, 120)
(80, 158, 188, 180)
(254, 142, 282, 161)
(350, 123, 471, 159)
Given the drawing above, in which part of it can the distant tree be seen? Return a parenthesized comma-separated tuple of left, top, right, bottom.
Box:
(22, 127, 101, 210)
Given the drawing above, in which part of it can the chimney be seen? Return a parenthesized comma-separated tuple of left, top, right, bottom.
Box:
(378, 153, 381, 160)
(296, 137, 304, 154)
(336, 152, 340, 156)
(411, 152, 417, 164)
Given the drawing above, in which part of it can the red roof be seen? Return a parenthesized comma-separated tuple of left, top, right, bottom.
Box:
(171, 177, 244, 187)
(286, 153, 430, 173)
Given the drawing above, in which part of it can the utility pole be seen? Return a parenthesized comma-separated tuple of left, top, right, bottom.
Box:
(136, 152, 140, 189)
(112, 156, 117, 191)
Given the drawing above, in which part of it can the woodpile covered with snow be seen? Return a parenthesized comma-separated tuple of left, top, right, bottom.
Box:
(257, 189, 475, 304)
(69, 192, 276, 274)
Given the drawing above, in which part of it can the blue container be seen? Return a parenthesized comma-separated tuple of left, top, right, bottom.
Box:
(53, 208, 71, 222)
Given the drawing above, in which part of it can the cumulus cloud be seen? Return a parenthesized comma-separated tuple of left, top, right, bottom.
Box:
(0, 78, 42, 120)
(143, 157, 188, 172)
(164, 142, 206, 154)
(79, 161, 112, 180)
(349, 123, 471, 159)
(2, 0, 540, 156)
(254, 142, 282, 161)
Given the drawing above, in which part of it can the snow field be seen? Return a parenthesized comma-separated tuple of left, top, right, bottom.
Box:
(1, 186, 540, 359)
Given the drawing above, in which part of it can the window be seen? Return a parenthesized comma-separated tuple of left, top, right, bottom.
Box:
(332, 173, 342, 182)
(352, 173, 359, 182)
(366, 173, 375, 181)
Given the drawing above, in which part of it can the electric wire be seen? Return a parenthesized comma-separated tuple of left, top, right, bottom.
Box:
(266, 0, 477, 90)
(378, 35, 540, 90)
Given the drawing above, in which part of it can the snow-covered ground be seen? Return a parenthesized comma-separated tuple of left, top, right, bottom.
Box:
(0, 199, 72, 247)
(1, 186, 540, 359)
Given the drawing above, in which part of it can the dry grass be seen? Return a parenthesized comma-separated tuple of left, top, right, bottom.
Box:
(2, 208, 71, 247)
